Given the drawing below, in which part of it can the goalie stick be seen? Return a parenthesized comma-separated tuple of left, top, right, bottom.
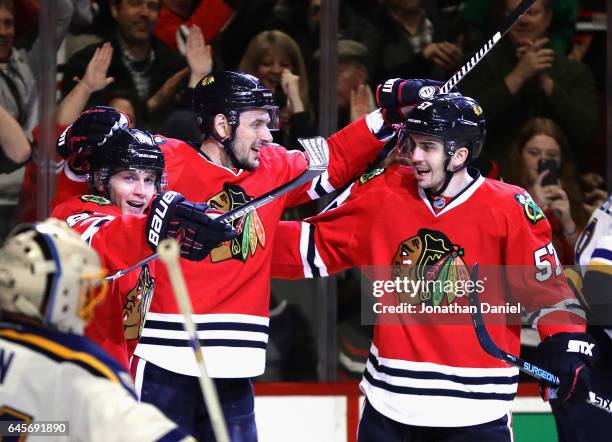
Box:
(157, 238, 230, 442)
(468, 264, 612, 415)
(106, 136, 330, 281)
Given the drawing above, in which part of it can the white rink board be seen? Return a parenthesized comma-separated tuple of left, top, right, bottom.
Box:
(254, 394, 548, 441)
(255, 396, 347, 442)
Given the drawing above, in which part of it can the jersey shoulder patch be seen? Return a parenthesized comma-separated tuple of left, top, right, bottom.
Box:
(79, 195, 112, 206)
(513, 192, 545, 225)
(358, 168, 386, 186)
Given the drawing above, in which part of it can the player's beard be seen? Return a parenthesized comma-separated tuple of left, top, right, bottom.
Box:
(227, 139, 260, 171)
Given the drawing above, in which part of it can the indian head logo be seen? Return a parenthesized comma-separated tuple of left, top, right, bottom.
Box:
(392, 228, 470, 306)
(123, 265, 154, 341)
(208, 183, 266, 263)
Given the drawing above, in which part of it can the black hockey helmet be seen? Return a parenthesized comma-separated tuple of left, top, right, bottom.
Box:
(400, 92, 486, 160)
(90, 128, 165, 194)
(193, 70, 279, 138)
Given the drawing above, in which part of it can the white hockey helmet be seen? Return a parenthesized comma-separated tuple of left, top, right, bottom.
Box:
(0, 219, 108, 334)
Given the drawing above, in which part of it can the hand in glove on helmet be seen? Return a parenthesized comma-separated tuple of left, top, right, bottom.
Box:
(535, 332, 598, 405)
(376, 78, 445, 125)
(146, 191, 237, 261)
(57, 106, 130, 173)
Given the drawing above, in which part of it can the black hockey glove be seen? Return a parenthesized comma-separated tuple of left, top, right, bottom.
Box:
(57, 106, 129, 162)
(375, 78, 444, 125)
(535, 332, 599, 404)
(146, 191, 237, 261)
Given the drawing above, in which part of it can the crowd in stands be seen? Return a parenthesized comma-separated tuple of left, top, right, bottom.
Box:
(0, 0, 607, 380)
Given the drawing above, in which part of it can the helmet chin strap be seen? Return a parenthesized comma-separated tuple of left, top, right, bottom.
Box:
(428, 157, 455, 197)
(427, 141, 473, 197)
(212, 119, 249, 170)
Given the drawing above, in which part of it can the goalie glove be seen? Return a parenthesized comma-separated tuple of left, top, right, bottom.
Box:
(146, 191, 237, 261)
(375, 78, 444, 125)
(535, 332, 599, 404)
(57, 106, 129, 170)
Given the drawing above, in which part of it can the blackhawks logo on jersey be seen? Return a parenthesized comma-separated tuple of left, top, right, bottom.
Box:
(80, 195, 111, 206)
(391, 228, 470, 306)
(358, 168, 385, 186)
(123, 265, 154, 341)
(207, 183, 266, 263)
(514, 192, 545, 225)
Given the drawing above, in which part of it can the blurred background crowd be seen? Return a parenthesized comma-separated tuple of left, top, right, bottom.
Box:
(0, 0, 607, 381)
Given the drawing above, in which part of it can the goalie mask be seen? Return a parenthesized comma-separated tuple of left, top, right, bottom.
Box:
(90, 127, 166, 196)
(0, 219, 108, 334)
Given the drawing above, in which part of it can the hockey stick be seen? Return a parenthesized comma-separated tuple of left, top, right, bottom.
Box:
(368, 0, 535, 169)
(157, 238, 230, 442)
(468, 264, 612, 414)
(439, 0, 535, 94)
(106, 136, 330, 281)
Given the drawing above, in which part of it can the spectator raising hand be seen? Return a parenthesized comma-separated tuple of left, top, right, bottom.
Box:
(60, 0, 187, 130)
(58, 42, 115, 126)
(350, 84, 375, 122)
(0, 104, 30, 174)
(186, 25, 213, 88)
(77, 42, 115, 93)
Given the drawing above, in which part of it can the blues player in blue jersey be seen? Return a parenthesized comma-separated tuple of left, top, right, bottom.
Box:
(0, 219, 195, 442)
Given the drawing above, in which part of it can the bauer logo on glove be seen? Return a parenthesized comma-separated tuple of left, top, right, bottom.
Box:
(146, 191, 237, 261)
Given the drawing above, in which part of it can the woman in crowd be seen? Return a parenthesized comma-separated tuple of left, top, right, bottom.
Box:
(504, 117, 590, 263)
(239, 30, 315, 150)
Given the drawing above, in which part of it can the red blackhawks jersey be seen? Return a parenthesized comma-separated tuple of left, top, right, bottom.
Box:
(271, 165, 586, 427)
(51, 195, 154, 369)
(51, 115, 387, 378)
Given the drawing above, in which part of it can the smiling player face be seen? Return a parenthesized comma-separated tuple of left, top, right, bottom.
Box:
(402, 133, 449, 193)
(230, 109, 274, 170)
(108, 169, 157, 215)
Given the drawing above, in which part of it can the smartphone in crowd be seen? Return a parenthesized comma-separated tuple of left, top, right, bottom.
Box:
(538, 158, 560, 187)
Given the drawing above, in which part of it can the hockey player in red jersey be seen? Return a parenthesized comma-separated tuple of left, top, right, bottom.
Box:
(52, 127, 235, 369)
(53, 71, 443, 440)
(271, 88, 596, 441)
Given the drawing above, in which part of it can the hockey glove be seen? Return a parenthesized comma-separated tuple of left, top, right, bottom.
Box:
(375, 78, 444, 125)
(57, 106, 129, 161)
(535, 332, 599, 404)
(146, 191, 237, 261)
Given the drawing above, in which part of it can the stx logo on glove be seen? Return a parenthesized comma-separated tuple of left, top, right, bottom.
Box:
(589, 392, 612, 412)
(148, 191, 181, 246)
(567, 340, 595, 356)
